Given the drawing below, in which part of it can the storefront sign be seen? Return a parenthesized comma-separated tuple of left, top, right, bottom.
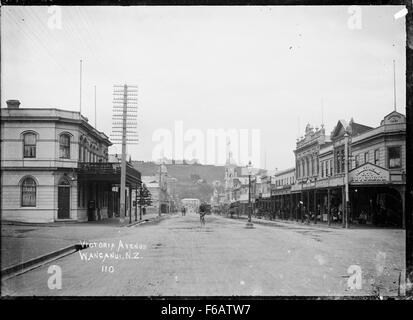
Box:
(303, 182, 315, 189)
(350, 163, 389, 183)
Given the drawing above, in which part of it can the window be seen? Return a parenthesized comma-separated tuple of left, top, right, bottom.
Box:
(374, 149, 380, 165)
(364, 152, 369, 164)
(329, 159, 333, 176)
(321, 162, 324, 178)
(309, 157, 314, 176)
(306, 158, 310, 177)
(325, 161, 328, 177)
(79, 144, 83, 162)
(21, 177, 36, 207)
(355, 155, 360, 168)
(388, 146, 401, 169)
(59, 134, 70, 159)
(335, 151, 342, 174)
(83, 145, 87, 163)
(23, 132, 36, 158)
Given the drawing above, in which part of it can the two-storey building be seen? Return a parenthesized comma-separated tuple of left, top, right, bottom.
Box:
(288, 111, 406, 227)
(1, 100, 141, 223)
(272, 167, 296, 220)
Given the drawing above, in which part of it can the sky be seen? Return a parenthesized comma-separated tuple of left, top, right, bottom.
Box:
(1, 5, 406, 170)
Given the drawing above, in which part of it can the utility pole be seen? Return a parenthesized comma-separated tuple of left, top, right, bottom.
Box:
(159, 164, 162, 217)
(120, 84, 128, 222)
(79, 59, 83, 114)
(393, 59, 397, 111)
(139, 185, 143, 221)
(135, 186, 138, 222)
(111, 84, 139, 223)
(94, 85, 97, 128)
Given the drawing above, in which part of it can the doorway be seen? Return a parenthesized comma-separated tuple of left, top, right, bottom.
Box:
(58, 178, 71, 219)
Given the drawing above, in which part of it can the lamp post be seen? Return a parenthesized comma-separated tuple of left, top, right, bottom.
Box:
(246, 161, 254, 229)
(344, 132, 350, 229)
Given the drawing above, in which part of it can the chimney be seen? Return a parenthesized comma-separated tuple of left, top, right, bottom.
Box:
(6, 100, 20, 109)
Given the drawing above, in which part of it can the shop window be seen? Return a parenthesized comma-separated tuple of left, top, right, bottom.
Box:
(388, 146, 401, 169)
(374, 149, 380, 165)
(23, 132, 37, 158)
(21, 177, 36, 207)
(59, 134, 71, 159)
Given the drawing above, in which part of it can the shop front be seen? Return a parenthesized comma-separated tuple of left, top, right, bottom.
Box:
(77, 162, 141, 222)
(349, 163, 405, 228)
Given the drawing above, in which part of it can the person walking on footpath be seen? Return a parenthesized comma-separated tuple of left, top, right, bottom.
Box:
(181, 206, 186, 217)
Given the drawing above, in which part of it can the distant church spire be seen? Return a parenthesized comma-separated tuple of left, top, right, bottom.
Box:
(226, 138, 233, 165)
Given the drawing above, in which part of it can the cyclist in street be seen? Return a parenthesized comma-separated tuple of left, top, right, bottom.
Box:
(199, 202, 207, 227)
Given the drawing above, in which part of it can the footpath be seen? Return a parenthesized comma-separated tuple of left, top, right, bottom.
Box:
(220, 213, 395, 231)
(1, 212, 172, 277)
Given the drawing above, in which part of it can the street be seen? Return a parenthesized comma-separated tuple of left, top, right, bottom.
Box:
(1, 213, 405, 296)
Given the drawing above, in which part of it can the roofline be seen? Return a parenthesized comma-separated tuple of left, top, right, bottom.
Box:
(274, 167, 295, 176)
(1, 107, 112, 145)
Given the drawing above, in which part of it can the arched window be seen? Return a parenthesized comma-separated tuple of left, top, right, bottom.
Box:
(21, 177, 36, 207)
(59, 134, 71, 159)
(23, 132, 37, 158)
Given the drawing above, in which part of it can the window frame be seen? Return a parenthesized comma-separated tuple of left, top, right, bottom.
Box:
(21, 177, 37, 207)
(388, 146, 402, 169)
(23, 132, 37, 158)
(374, 149, 380, 165)
(364, 151, 369, 164)
(329, 159, 333, 176)
(59, 133, 71, 159)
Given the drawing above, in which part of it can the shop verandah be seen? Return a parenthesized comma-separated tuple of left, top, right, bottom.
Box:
(77, 162, 141, 222)
(266, 185, 404, 228)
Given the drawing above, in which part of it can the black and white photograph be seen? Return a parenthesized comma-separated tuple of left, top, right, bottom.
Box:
(0, 2, 412, 303)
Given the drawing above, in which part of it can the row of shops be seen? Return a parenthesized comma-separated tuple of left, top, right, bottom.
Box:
(225, 110, 406, 228)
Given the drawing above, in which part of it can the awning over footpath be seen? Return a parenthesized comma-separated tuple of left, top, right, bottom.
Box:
(77, 162, 141, 186)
